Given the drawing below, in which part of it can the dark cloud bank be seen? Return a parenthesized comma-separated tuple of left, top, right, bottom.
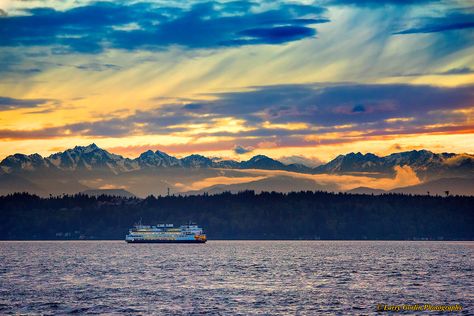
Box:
(0, 0, 471, 65)
(0, 96, 52, 111)
(0, 1, 328, 53)
(1, 83, 473, 141)
(234, 145, 254, 155)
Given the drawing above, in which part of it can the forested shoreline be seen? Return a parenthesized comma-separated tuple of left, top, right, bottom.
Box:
(0, 191, 472, 240)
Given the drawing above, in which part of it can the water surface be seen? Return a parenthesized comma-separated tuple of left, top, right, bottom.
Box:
(0, 241, 472, 315)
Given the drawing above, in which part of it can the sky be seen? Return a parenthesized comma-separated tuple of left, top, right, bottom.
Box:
(0, 0, 473, 163)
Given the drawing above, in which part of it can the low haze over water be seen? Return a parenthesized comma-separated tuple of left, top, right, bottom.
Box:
(0, 241, 472, 315)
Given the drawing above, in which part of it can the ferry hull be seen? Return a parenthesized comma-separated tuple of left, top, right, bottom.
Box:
(126, 239, 206, 244)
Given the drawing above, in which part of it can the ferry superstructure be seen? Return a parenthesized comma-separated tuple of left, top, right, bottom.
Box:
(125, 223, 207, 243)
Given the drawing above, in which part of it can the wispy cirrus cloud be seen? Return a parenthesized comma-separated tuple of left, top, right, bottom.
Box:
(441, 67, 474, 75)
(391, 67, 474, 77)
(393, 11, 474, 34)
(327, 0, 439, 7)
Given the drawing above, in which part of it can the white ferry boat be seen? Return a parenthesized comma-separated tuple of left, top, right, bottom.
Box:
(125, 223, 207, 243)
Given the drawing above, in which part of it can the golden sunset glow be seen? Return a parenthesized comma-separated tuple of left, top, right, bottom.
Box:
(0, 0, 473, 163)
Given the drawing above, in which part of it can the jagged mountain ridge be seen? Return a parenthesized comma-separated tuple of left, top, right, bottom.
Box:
(0, 144, 312, 175)
(0, 144, 473, 180)
(313, 150, 473, 180)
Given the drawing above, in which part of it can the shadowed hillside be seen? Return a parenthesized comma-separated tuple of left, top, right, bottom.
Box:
(1, 144, 473, 197)
(0, 191, 472, 240)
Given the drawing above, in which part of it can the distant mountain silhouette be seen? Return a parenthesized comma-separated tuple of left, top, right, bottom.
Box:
(390, 177, 474, 196)
(0, 144, 472, 196)
(0, 173, 45, 196)
(346, 187, 386, 195)
(346, 178, 474, 196)
(186, 175, 338, 195)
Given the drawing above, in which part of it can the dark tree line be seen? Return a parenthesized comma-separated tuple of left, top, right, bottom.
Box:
(0, 191, 473, 240)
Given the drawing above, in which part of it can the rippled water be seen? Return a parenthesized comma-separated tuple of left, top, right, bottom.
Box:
(0, 241, 472, 315)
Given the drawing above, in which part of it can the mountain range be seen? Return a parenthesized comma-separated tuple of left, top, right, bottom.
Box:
(0, 144, 472, 197)
(0, 144, 309, 175)
(1, 143, 473, 177)
(314, 151, 474, 180)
